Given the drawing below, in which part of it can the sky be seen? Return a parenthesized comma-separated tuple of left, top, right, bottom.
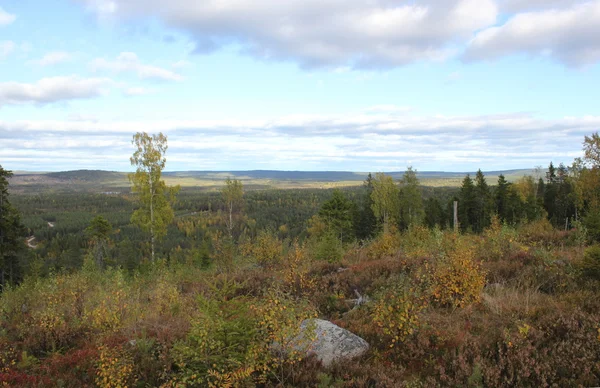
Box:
(1, 0, 600, 172)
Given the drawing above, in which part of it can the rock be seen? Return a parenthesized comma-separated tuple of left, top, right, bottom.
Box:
(296, 319, 369, 367)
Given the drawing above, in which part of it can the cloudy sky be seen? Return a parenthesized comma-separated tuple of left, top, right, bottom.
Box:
(1, 0, 600, 172)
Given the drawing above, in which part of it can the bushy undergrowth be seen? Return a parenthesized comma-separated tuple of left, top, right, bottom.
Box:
(1, 220, 599, 387)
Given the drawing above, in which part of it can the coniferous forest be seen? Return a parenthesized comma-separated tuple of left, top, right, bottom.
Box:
(1, 132, 600, 387)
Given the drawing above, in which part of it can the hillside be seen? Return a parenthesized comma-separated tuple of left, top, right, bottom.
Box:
(8, 168, 538, 193)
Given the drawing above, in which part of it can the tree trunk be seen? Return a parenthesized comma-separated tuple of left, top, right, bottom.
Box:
(383, 211, 389, 234)
(453, 201, 459, 232)
(228, 201, 233, 238)
(150, 179, 155, 261)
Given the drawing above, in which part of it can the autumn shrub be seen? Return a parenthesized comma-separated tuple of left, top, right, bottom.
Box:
(483, 250, 541, 284)
(168, 294, 260, 387)
(241, 229, 283, 269)
(518, 218, 570, 247)
(400, 224, 440, 259)
(581, 244, 600, 280)
(95, 345, 137, 388)
(282, 241, 316, 297)
(430, 238, 486, 309)
(251, 288, 318, 385)
(41, 347, 99, 387)
(480, 216, 520, 261)
(365, 230, 400, 261)
(211, 231, 237, 273)
(372, 276, 427, 349)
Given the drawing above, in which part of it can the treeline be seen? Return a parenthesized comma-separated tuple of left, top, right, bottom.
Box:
(3, 132, 600, 286)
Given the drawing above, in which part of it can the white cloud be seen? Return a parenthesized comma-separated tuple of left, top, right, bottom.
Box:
(90, 52, 184, 81)
(28, 51, 73, 66)
(171, 60, 192, 69)
(500, 0, 585, 12)
(0, 7, 16, 26)
(123, 86, 151, 96)
(1, 111, 596, 171)
(465, 1, 600, 66)
(0, 41, 15, 60)
(78, 0, 498, 69)
(0, 76, 112, 107)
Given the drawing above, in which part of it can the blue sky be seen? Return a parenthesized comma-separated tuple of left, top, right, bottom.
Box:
(1, 0, 600, 172)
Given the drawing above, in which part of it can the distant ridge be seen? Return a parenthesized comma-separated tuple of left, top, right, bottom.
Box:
(8, 168, 539, 193)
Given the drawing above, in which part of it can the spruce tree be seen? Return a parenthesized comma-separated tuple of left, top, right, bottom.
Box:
(495, 174, 510, 222)
(319, 189, 354, 242)
(459, 174, 476, 232)
(354, 173, 378, 240)
(544, 162, 558, 226)
(0, 165, 26, 288)
(474, 170, 493, 232)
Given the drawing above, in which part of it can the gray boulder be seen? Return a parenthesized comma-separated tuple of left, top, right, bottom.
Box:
(297, 319, 369, 367)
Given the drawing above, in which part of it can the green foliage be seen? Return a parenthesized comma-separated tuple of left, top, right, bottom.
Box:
(85, 215, 112, 267)
(371, 172, 399, 234)
(459, 174, 477, 232)
(129, 132, 180, 261)
(0, 165, 27, 288)
(398, 167, 425, 230)
(581, 245, 600, 280)
(318, 189, 354, 242)
(243, 229, 283, 268)
(354, 174, 378, 241)
(169, 293, 260, 387)
(221, 178, 244, 238)
(313, 231, 343, 264)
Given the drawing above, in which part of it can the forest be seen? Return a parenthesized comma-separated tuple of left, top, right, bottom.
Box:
(0, 132, 600, 387)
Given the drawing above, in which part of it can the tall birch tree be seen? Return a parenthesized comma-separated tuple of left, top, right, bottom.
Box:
(129, 132, 179, 261)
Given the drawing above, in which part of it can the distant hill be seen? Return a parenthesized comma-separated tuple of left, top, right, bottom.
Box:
(164, 169, 539, 182)
(46, 170, 127, 182)
(8, 168, 540, 193)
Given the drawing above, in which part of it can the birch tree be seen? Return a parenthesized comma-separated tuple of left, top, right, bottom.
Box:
(129, 132, 179, 261)
(221, 178, 243, 238)
(371, 172, 399, 234)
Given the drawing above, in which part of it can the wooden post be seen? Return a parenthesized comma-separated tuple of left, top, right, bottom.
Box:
(453, 201, 458, 232)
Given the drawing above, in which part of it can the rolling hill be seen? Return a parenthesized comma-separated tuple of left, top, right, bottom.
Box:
(7, 168, 541, 193)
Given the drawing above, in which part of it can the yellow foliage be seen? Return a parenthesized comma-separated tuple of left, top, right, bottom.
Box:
(96, 346, 136, 388)
(250, 288, 317, 375)
(372, 284, 426, 347)
(242, 229, 283, 268)
(431, 238, 486, 308)
(282, 241, 316, 296)
(367, 231, 399, 260)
